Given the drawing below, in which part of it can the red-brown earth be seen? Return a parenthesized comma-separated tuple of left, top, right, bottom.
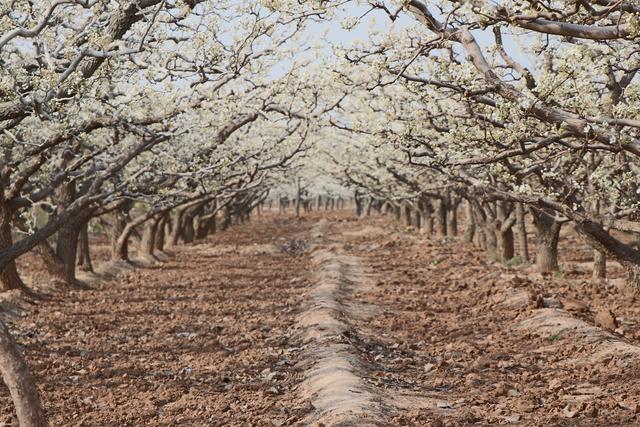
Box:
(0, 210, 639, 426)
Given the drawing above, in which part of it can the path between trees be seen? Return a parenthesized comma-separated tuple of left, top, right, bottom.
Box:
(2, 213, 640, 425)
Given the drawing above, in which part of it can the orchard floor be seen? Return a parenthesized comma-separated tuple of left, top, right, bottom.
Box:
(1, 211, 640, 426)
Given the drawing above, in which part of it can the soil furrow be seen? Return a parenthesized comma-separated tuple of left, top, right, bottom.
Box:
(296, 221, 385, 426)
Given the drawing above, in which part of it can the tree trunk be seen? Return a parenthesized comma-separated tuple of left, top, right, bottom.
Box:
(570, 219, 640, 289)
(473, 203, 497, 256)
(169, 207, 187, 246)
(205, 213, 217, 237)
(434, 198, 447, 237)
(181, 207, 197, 244)
(354, 190, 363, 217)
(593, 249, 606, 281)
(55, 220, 81, 285)
(110, 207, 129, 260)
(76, 221, 93, 272)
(532, 210, 562, 273)
(140, 216, 160, 259)
(496, 202, 516, 262)
(0, 260, 26, 293)
(39, 223, 82, 287)
(154, 214, 167, 252)
(296, 179, 303, 218)
(0, 204, 27, 292)
(192, 203, 207, 240)
(515, 203, 529, 262)
(484, 224, 498, 256)
(194, 215, 209, 240)
(365, 198, 373, 217)
(0, 320, 46, 427)
(404, 203, 412, 227)
(413, 209, 421, 229)
(463, 200, 475, 243)
(475, 226, 486, 249)
(193, 215, 204, 240)
(38, 181, 83, 286)
(497, 227, 515, 261)
(418, 199, 434, 235)
(113, 226, 132, 262)
(221, 207, 232, 230)
(447, 195, 459, 236)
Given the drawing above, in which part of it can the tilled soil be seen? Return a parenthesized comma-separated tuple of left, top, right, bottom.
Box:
(0, 215, 313, 426)
(1, 212, 639, 426)
(331, 217, 640, 426)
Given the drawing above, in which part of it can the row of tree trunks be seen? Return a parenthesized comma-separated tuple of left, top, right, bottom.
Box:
(379, 193, 576, 277)
(278, 194, 344, 216)
(381, 193, 613, 282)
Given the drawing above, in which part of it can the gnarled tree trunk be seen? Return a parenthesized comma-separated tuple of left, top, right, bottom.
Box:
(354, 190, 363, 218)
(0, 202, 28, 292)
(365, 198, 374, 217)
(446, 193, 460, 236)
(0, 320, 46, 427)
(473, 202, 497, 256)
(463, 200, 475, 243)
(76, 221, 93, 272)
(180, 207, 197, 244)
(55, 220, 81, 285)
(413, 209, 421, 229)
(110, 205, 131, 260)
(154, 214, 167, 252)
(531, 210, 562, 273)
(434, 197, 447, 237)
(515, 203, 529, 262)
(496, 202, 516, 262)
(394, 204, 401, 222)
(39, 182, 84, 286)
(497, 226, 515, 261)
(140, 215, 160, 259)
(404, 203, 412, 227)
(593, 249, 606, 282)
(573, 219, 640, 290)
(420, 198, 434, 235)
(169, 207, 187, 246)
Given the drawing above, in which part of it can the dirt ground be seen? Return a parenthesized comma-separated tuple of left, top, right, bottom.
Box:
(333, 217, 640, 426)
(1, 215, 313, 426)
(1, 211, 640, 426)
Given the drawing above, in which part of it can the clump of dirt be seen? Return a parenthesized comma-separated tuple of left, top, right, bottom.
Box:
(279, 239, 307, 256)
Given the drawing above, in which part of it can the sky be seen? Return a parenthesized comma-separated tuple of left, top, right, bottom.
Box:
(304, 2, 535, 72)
